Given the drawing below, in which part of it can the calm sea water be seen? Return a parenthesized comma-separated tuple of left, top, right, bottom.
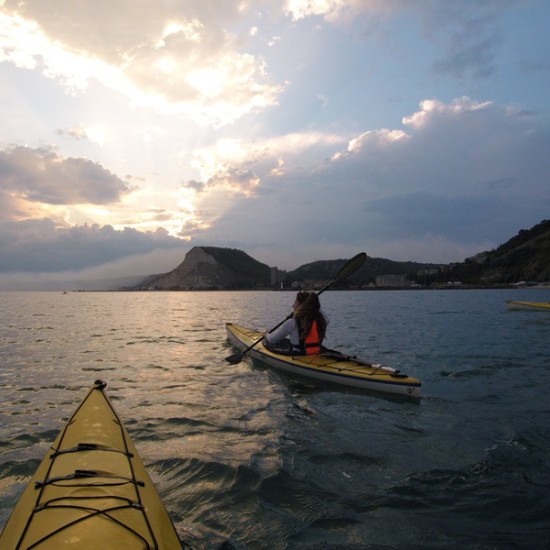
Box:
(1, 289, 549, 549)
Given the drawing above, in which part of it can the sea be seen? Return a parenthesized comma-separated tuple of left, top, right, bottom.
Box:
(0, 288, 549, 549)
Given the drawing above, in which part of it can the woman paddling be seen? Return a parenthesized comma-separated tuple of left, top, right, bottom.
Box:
(264, 291, 328, 355)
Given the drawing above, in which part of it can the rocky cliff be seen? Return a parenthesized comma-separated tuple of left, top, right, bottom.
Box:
(142, 246, 271, 290)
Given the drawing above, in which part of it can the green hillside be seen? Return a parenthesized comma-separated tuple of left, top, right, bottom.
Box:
(288, 257, 440, 287)
(432, 219, 550, 284)
(287, 220, 549, 287)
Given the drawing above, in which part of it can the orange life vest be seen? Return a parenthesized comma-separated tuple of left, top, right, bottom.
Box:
(302, 320, 321, 355)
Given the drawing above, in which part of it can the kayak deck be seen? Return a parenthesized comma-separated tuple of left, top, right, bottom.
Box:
(0, 380, 181, 550)
(226, 323, 421, 398)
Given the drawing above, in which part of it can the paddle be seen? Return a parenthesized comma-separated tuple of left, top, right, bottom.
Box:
(225, 252, 368, 365)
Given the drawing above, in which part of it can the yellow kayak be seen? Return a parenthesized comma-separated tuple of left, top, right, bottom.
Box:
(0, 380, 182, 549)
(226, 323, 421, 398)
(506, 299, 550, 311)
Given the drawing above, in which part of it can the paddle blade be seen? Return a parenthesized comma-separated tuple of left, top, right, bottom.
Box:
(225, 351, 245, 364)
(335, 252, 367, 282)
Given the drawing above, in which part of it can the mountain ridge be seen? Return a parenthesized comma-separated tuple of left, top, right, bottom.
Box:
(133, 219, 550, 290)
(433, 219, 550, 285)
(140, 246, 271, 290)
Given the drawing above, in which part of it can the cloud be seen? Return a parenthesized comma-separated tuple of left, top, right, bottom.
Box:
(56, 127, 88, 140)
(0, 2, 283, 127)
(1, 94, 546, 275)
(362, 193, 507, 241)
(184, 96, 550, 265)
(188, 132, 347, 195)
(0, 246, 188, 291)
(0, 219, 186, 273)
(183, 180, 206, 192)
(0, 1, 547, 281)
(284, 0, 415, 22)
(0, 146, 132, 210)
(284, 0, 512, 81)
(422, 2, 509, 79)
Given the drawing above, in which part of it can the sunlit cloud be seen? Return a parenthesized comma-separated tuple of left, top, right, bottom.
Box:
(56, 127, 87, 140)
(347, 128, 409, 152)
(56, 125, 108, 145)
(0, 6, 283, 127)
(157, 19, 203, 47)
(284, 0, 412, 22)
(83, 125, 108, 146)
(187, 132, 346, 196)
(403, 97, 493, 129)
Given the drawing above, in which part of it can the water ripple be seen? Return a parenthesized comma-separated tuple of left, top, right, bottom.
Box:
(1, 289, 550, 548)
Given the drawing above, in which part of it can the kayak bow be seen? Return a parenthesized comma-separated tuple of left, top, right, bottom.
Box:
(0, 380, 182, 549)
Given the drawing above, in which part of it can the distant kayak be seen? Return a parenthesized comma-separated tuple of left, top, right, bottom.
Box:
(226, 323, 421, 398)
(0, 380, 182, 549)
(506, 299, 550, 311)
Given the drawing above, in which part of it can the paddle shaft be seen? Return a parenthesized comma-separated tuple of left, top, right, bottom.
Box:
(226, 252, 367, 363)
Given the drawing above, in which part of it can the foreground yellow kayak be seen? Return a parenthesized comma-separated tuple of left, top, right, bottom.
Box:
(0, 380, 182, 549)
(226, 323, 421, 398)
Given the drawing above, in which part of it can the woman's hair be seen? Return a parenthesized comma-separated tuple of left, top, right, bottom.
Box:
(294, 291, 327, 342)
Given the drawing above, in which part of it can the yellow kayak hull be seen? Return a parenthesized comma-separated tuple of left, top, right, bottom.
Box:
(0, 381, 181, 549)
(506, 299, 550, 311)
(226, 323, 421, 398)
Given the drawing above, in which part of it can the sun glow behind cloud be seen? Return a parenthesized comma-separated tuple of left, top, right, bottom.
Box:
(82, 125, 108, 146)
(0, 8, 281, 127)
(158, 19, 203, 46)
(0, 11, 127, 94)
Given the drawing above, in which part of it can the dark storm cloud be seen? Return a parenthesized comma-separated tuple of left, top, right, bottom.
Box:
(0, 219, 184, 273)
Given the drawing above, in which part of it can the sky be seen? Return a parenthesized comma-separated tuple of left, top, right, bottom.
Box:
(1, 0, 549, 289)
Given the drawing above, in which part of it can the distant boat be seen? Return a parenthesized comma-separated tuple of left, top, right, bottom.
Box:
(506, 299, 550, 311)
